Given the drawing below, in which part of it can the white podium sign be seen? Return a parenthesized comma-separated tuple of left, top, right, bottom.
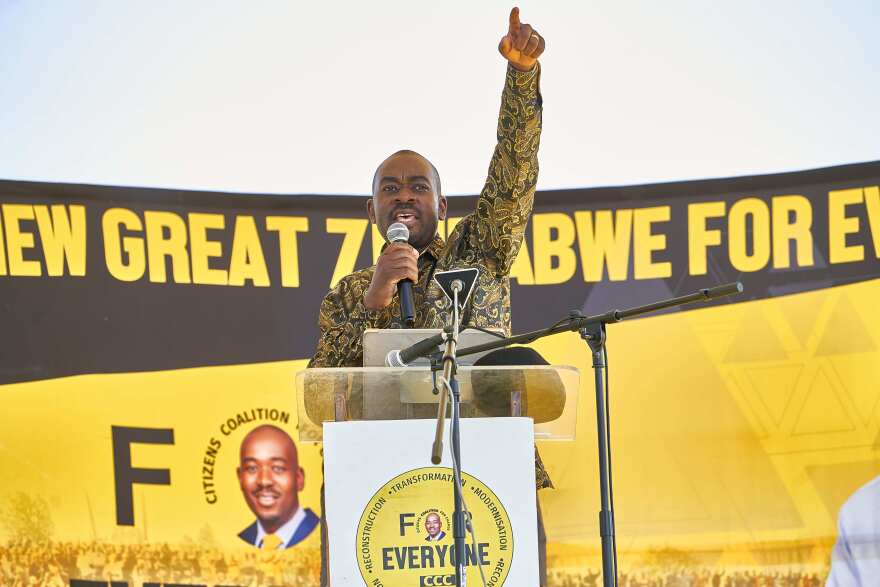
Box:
(325, 418, 539, 586)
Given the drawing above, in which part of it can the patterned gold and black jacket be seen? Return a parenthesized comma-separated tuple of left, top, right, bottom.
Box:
(307, 63, 551, 489)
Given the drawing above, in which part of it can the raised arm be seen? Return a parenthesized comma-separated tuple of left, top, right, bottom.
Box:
(469, 7, 545, 275)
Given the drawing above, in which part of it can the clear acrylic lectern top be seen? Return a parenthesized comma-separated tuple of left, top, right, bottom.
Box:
(294, 365, 579, 441)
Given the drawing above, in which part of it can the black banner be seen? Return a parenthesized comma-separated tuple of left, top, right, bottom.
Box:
(1, 160, 878, 384)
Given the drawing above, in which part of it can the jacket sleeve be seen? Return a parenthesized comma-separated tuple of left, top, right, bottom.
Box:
(307, 273, 388, 368)
(470, 63, 543, 276)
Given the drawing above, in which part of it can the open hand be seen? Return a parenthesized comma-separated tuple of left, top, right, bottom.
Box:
(498, 7, 545, 71)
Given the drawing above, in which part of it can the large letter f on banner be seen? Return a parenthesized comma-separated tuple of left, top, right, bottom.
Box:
(111, 425, 174, 526)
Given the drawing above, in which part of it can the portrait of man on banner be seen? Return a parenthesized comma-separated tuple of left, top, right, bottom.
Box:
(424, 511, 447, 542)
(236, 424, 320, 549)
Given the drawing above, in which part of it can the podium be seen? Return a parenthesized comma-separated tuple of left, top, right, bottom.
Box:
(295, 365, 580, 441)
(298, 282, 743, 587)
(295, 365, 579, 586)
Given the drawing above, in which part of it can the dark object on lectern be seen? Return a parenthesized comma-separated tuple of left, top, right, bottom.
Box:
(471, 347, 564, 420)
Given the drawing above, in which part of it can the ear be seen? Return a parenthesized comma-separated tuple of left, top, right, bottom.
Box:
(438, 195, 448, 221)
(296, 467, 305, 492)
(367, 197, 377, 224)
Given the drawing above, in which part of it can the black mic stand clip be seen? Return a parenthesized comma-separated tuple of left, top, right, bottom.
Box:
(429, 326, 454, 395)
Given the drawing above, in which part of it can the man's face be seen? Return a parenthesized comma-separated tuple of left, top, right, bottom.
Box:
(368, 152, 447, 250)
(425, 513, 442, 537)
(237, 427, 303, 534)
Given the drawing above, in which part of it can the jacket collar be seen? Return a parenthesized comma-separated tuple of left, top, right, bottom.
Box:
(422, 234, 446, 262)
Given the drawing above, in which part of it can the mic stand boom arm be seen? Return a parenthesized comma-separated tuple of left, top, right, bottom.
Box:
(447, 282, 743, 360)
(445, 281, 743, 587)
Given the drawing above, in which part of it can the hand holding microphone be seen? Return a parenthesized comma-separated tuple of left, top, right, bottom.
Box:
(364, 223, 418, 326)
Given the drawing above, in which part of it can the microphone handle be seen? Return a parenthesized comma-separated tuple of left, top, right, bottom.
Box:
(398, 278, 415, 327)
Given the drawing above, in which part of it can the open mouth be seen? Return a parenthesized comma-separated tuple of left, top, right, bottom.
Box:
(392, 210, 418, 227)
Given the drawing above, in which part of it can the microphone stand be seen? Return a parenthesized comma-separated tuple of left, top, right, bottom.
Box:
(444, 282, 743, 587)
(430, 279, 467, 587)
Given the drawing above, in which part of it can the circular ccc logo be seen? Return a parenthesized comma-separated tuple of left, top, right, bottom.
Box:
(356, 467, 513, 586)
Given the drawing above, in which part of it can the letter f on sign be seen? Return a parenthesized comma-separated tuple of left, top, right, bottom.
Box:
(400, 513, 415, 536)
(111, 426, 174, 525)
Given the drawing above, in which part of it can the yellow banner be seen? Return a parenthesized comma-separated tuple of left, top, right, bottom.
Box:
(0, 360, 325, 585)
(1, 281, 878, 585)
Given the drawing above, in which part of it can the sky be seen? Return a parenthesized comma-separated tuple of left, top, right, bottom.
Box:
(0, 0, 878, 196)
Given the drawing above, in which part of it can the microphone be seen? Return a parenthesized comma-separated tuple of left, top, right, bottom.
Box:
(387, 222, 415, 327)
(385, 331, 447, 367)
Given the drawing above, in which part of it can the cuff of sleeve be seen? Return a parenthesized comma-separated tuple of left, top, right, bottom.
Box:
(357, 299, 385, 328)
(506, 62, 542, 106)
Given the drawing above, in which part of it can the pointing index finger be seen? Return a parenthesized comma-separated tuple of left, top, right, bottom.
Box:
(508, 7, 520, 35)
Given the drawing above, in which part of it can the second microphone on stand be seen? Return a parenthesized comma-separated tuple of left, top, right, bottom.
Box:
(387, 222, 416, 327)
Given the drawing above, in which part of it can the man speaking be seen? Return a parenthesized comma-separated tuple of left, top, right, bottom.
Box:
(308, 6, 545, 371)
(308, 6, 550, 583)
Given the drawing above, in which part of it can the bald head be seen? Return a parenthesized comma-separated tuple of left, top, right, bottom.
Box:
(372, 150, 441, 196)
(239, 425, 297, 461)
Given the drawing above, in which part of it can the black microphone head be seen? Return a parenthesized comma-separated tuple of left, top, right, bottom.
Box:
(387, 222, 409, 244)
